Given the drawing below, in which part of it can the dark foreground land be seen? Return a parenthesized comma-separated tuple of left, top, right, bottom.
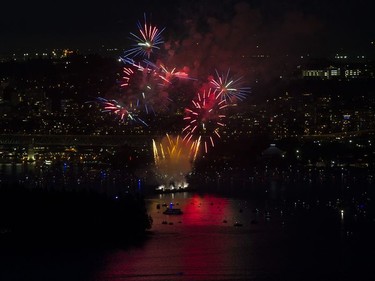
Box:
(1, 182, 375, 281)
(0, 184, 153, 249)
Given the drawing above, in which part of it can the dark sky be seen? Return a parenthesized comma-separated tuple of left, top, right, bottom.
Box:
(1, 0, 375, 58)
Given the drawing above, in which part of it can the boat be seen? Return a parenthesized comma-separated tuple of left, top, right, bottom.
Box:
(163, 208, 183, 215)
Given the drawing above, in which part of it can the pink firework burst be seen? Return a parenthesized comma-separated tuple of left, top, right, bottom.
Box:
(182, 88, 229, 154)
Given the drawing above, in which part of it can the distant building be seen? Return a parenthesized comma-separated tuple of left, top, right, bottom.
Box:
(300, 61, 374, 80)
(261, 144, 286, 168)
(262, 144, 285, 159)
(302, 66, 341, 79)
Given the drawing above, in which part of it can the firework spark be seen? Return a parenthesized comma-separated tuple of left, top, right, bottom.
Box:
(182, 88, 228, 154)
(152, 134, 200, 190)
(120, 58, 170, 114)
(123, 13, 165, 59)
(93, 97, 148, 126)
(210, 69, 251, 104)
(158, 64, 193, 84)
(89, 13, 253, 183)
(120, 57, 195, 115)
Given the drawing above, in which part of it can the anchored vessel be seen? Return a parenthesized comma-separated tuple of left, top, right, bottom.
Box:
(163, 208, 183, 215)
(162, 203, 183, 215)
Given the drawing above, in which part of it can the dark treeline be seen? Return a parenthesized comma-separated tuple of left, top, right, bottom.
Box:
(0, 184, 153, 248)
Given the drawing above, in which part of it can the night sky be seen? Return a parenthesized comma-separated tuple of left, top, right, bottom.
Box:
(1, 0, 375, 58)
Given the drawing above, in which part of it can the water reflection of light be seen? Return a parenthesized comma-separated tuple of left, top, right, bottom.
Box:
(182, 194, 231, 226)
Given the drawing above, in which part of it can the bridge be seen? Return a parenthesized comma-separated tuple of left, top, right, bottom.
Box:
(299, 129, 375, 140)
(0, 134, 163, 147)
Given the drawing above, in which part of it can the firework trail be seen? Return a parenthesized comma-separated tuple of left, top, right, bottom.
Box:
(120, 66, 135, 87)
(123, 13, 165, 59)
(152, 134, 200, 189)
(210, 69, 251, 104)
(118, 14, 198, 116)
(120, 57, 197, 115)
(91, 97, 148, 126)
(120, 58, 171, 114)
(182, 87, 229, 154)
(157, 63, 196, 84)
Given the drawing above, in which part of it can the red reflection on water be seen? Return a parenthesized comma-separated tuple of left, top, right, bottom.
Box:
(182, 194, 231, 226)
(181, 228, 229, 277)
(177, 195, 235, 277)
(94, 194, 250, 280)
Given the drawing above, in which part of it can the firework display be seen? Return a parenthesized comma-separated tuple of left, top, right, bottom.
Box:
(91, 13, 251, 189)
